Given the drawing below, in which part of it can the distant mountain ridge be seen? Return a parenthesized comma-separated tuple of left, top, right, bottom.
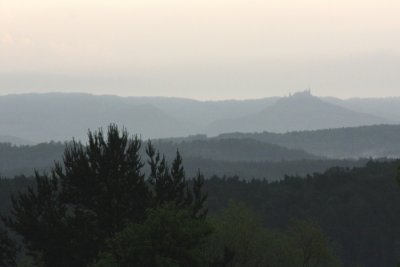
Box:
(0, 92, 397, 143)
(324, 96, 400, 122)
(206, 91, 390, 135)
(0, 93, 197, 142)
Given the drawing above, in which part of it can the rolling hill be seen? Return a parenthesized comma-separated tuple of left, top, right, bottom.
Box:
(0, 92, 396, 143)
(151, 138, 319, 162)
(0, 93, 196, 142)
(206, 91, 390, 135)
(0, 140, 365, 180)
(217, 124, 400, 158)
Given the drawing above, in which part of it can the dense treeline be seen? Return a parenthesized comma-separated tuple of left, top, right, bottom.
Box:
(183, 157, 366, 180)
(217, 124, 400, 158)
(2, 161, 400, 266)
(206, 161, 400, 267)
(0, 141, 365, 180)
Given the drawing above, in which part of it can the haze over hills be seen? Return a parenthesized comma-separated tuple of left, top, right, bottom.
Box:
(206, 91, 390, 135)
(151, 138, 319, 162)
(217, 124, 400, 159)
(124, 96, 280, 127)
(0, 93, 196, 142)
(324, 96, 400, 122)
(3, 123, 400, 179)
(0, 135, 34, 146)
(1, 91, 399, 143)
(0, 139, 365, 180)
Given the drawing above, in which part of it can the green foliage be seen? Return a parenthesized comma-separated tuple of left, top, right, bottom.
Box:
(206, 202, 266, 267)
(283, 220, 341, 267)
(146, 142, 208, 219)
(4, 171, 71, 266)
(3, 125, 208, 267)
(206, 161, 400, 267)
(206, 202, 341, 267)
(94, 204, 212, 267)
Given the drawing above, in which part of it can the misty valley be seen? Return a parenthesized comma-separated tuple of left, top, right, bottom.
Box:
(3, 0, 400, 266)
(1, 92, 400, 267)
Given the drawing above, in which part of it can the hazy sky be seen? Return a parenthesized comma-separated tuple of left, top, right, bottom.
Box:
(1, 0, 399, 99)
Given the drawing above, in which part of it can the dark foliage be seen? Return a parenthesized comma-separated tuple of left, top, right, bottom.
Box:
(206, 161, 400, 267)
(0, 141, 365, 180)
(95, 204, 212, 267)
(0, 227, 17, 267)
(3, 125, 207, 267)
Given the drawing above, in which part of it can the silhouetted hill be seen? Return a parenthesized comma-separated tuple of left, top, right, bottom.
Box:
(0, 93, 282, 142)
(217, 124, 400, 158)
(125, 96, 279, 127)
(0, 142, 64, 177)
(0, 93, 197, 142)
(152, 138, 319, 162)
(0, 138, 366, 180)
(206, 91, 389, 135)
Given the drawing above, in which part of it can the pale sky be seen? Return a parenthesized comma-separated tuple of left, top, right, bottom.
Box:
(0, 0, 399, 100)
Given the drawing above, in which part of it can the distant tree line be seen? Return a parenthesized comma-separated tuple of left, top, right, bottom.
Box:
(0, 141, 366, 180)
(218, 124, 400, 158)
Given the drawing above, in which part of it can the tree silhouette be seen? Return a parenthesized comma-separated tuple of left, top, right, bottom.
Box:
(4, 125, 207, 267)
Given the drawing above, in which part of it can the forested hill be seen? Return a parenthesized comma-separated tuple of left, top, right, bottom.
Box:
(0, 141, 365, 180)
(217, 124, 400, 158)
(151, 138, 319, 162)
(206, 91, 389, 135)
(0, 142, 65, 177)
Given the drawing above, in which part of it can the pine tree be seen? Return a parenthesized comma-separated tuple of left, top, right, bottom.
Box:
(4, 125, 208, 267)
(146, 142, 208, 218)
(5, 125, 151, 267)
